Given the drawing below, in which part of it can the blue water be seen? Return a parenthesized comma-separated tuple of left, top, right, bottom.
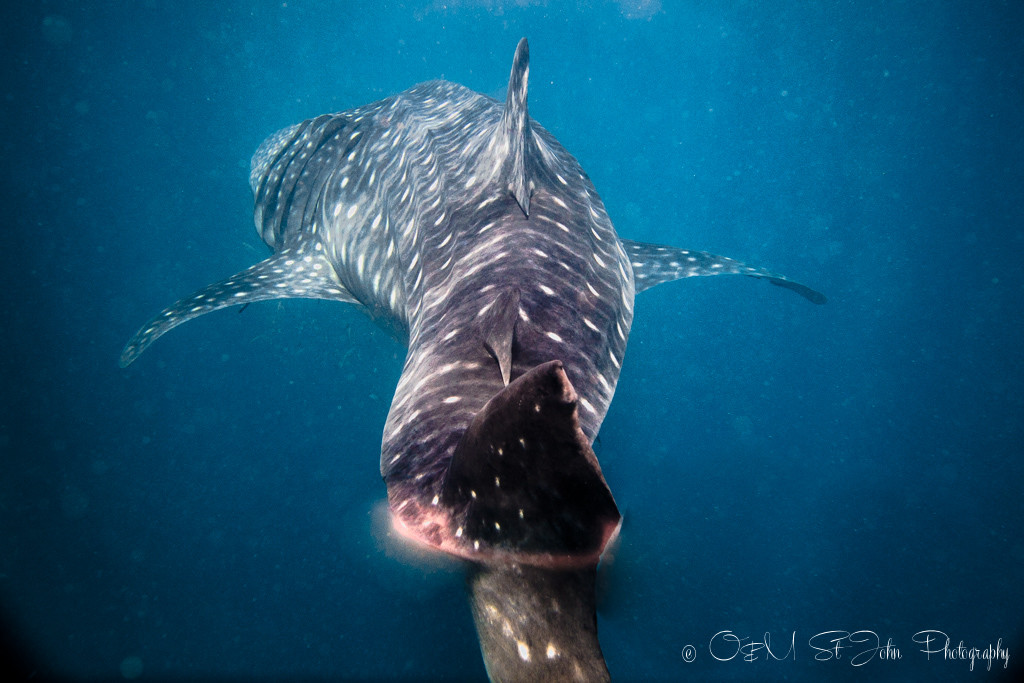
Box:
(2, 1, 1021, 681)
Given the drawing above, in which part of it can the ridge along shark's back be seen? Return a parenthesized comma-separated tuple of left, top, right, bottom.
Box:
(121, 37, 825, 681)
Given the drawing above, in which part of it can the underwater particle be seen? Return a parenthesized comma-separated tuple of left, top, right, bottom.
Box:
(119, 655, 143, 679)
(614, 0, 661, 20)
(59, 485, 89, 519)
(732, 414, 754, 439)
(41, 15, 73, 45)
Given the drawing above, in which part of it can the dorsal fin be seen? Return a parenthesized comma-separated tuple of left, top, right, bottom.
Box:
(499, 37, 534, 217)
(480, 287, 520, 386)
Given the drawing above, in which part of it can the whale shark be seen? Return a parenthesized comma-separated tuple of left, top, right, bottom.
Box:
(121, 38, 824, 681)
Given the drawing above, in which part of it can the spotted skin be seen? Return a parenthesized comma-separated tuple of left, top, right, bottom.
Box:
(121, 38, 824, 681)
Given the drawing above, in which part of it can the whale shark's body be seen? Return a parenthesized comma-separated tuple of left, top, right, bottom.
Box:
(121, 39, 824, 680)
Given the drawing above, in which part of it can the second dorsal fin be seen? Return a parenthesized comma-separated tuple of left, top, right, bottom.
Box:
(480, 288, 520, 386)
(499, 38, 534, 217)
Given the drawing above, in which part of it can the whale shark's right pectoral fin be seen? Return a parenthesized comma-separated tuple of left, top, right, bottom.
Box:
(119, 243, 357, 367)
(622, 238, 827, 304)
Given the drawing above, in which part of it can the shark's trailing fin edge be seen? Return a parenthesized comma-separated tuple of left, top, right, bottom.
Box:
(440, 360, 620, 562)
(499, 37, 534, 217)
(468, 563, 610, 683)
(622, 238, 827, 304)
(118, 242, 357, 367)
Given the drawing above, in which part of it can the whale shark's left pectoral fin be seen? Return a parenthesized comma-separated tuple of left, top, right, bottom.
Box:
(119, 244, 357, 367)
(622, 238, 827, 304)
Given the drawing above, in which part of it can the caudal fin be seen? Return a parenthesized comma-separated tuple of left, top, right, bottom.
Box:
(468, 563, 609, 682)
(438, 360, 621, 566)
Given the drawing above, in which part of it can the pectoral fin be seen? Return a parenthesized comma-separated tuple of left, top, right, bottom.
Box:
(119, 242, 356, 367)
(622, 238, 827, 304)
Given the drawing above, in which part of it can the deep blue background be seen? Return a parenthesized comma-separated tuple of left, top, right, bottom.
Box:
(2, 1, 1022, 681)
